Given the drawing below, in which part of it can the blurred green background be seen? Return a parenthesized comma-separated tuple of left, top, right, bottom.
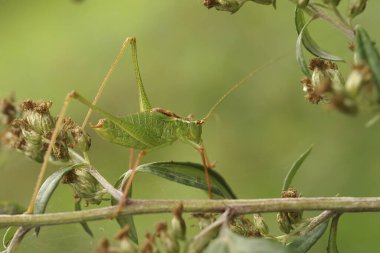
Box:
(1, 0, 380, 252)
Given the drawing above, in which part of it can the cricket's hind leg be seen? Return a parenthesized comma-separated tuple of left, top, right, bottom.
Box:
(113, 149, 147, 217)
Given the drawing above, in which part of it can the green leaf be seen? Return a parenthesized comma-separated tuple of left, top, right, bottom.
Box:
(282, 146, 313, 191)
(327, 215, 341, 253)
(287, 221, 329, 253)
(111, 178, 138, 244)
(2, 226, 17, 248)
(112, 161, 237, 244)
(204, 226, 293, 253)
(355, 25, 380, 94)
(0, 202, 24, 215)
(295, 8, 344, 62)
(296, 17, 313, 77)
(34, 164, 86, 235)
(74, 201, 94, 238)
(119, 161, 237, 199)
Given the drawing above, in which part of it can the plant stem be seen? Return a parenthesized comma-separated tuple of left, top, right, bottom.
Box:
(1, 197, 380, 227)
(288, 1, 354, 40)
(307, 4, 354, 41)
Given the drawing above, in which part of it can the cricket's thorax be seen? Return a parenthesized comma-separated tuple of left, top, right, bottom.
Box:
(91, 109, 202, 150)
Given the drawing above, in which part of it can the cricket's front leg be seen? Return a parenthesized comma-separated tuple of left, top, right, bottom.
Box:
(113, 149, 147, 217)
(197, 144, 214, 199)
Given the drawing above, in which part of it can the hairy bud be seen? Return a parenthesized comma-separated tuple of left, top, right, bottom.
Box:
(71, 126, 91, 152)
(348, 0, 367, 19)
(322, 0, 340, 6)
(62, 168, 106, 205)
(253, 214, 269, 235)
(171, 203, 186, 240)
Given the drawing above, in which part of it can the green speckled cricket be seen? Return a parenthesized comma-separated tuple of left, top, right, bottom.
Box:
(26, 37, 275, 215)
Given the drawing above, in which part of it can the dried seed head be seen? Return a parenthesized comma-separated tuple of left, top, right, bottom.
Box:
(1, 97, 92, 163)
(277, 212, 292, 234)
(229, 216, 260, 237)
(62, 168, 106, 205)
(301, 77, 324, 104)
(0, 96, 18, 126)
(303, 58, 345, 106)
(21, 100, 54, 134)
(192, 213, 217, 230)
(277, 188, 303, 233)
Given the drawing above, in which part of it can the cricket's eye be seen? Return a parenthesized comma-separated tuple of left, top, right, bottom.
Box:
(90, 119, 106, 129)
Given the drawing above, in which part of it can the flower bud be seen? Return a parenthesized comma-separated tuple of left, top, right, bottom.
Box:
(203, 0, 273, 13)
(71, 126, 91, 152)
(203, 0, 246, 13)
(21, 100, 54, 134)
(115, 226, 138, 253)
(253, 214, 269, 235)
(171, 204, 186, 240)
(298, 0, 309, 8)
(277, 212, 292, 234)
(345, 64, 372, 97)
(348, 0, 367, 19)
(330, 95, 358, 115)
(281, 188, 303, 224)
(96, 239, 110, 253)
(62, 168, 106, 205)
(141, 232, 158, 253)
(156, 222, 179, 253)
(322, 0, 340, 6)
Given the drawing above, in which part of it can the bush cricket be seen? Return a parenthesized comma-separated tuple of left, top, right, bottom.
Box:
(25, 37, 278, 215)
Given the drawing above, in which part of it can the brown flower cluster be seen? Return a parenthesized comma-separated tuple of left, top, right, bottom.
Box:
(0, 96, 91, 163)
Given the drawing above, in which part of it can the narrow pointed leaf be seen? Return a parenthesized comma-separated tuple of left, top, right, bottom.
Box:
(119, 161, 237, 199)
(327, 215, 341, 253)
(111, 178, 138, 244)
(2, 226, 17, 248)
(287, 221, 329, 253)
(34, 163, 87, 235)
(75, 201, 94, 238)
(296, 18, 313, 77)
(204, 226, 293, 253)
(282, 146, 313, 191)
(355, 25, 380, 94)
(295, 8, 344, 62)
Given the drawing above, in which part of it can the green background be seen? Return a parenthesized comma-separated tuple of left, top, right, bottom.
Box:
(0, 0, 380, 252)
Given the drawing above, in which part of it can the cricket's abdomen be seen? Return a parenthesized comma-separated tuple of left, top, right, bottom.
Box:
(92, 111, 179, 150)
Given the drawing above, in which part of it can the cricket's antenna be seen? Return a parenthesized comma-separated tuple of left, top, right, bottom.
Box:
(201, 56, 284, 123)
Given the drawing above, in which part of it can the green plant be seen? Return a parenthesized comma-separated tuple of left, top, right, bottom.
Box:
(1, 0, 380, 252)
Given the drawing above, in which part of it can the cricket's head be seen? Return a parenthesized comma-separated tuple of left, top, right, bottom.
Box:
(176, 120, 203, 144)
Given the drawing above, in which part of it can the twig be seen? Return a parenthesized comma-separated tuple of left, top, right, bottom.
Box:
(4, 226, 31, 253)
(1, 197, 380, 227)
